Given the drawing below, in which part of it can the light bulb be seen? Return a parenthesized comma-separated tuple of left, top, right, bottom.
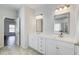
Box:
(63, 6, 68, 10)
(35, 15, 43, 19)
(55, 9, 58, 12)
(59, 8, 63, 11)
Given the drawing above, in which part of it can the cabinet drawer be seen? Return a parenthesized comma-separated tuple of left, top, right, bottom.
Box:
(57, 46, 74, 55)
(46, 38, 74, 55)
(57, 40, 74, 48)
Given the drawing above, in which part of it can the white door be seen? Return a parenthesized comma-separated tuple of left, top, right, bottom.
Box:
(0, 17, 4, 48)
(46, 39, 57, 55)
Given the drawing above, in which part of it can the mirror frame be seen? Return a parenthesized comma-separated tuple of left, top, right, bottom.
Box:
(36, 19, 43, 32)
(54, 12, 70, 34)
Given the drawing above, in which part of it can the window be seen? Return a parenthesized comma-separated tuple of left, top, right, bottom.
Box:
(9, 25, 15, 32)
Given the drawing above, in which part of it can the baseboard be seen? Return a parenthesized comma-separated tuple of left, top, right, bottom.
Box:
(28, 47, 43, 55)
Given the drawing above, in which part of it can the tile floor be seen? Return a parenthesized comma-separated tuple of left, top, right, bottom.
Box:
(2, 36, 41, 55)
(0, 46, 41, 55)
(4, 36, 16, 46)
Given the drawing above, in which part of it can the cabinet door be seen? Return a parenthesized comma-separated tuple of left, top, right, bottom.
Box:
(57, 41, 74, 55)
(38, 37, 46, 54)
(29, 35, 34, 48)
(33, 36, 38, 50)
(74, 46, 79, 55)
(46, 39, 57, 55)
(29, 35, 38, 50)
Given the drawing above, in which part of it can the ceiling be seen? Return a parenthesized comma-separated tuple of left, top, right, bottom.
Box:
(0, 4, 23, 10)
(0, 4, 57, 11)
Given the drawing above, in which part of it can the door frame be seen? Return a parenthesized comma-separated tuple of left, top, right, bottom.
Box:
(4, 18, 16, 46)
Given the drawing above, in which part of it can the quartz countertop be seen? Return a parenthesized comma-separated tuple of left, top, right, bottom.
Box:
(30, 33, 78, 44)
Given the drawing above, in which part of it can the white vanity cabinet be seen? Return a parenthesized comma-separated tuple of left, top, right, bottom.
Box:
(29, 35, 75, 55)
(46, 38, 75, 55)
(29, 35, 46, 54)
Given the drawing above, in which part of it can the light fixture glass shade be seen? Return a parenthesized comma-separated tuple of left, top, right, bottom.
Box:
(63, 6, 68, 10)
(55, 9, 58, 12)
(35, 15, 43, 19)
(59, 8, 63, 11)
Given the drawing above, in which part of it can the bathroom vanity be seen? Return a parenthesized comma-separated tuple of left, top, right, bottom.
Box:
(29, 34, 78, 55)
(28, 5, 79, 55)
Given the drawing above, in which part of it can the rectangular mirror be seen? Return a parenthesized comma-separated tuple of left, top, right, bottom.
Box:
(36, 19, 43, 32)
(54, 13, 70, 34)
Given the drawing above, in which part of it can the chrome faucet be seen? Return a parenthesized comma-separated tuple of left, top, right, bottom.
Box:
(59, 30, 63, 38)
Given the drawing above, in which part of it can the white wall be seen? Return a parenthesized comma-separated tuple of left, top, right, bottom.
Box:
(34, 5, 56, 34)
(0, 6, 17, 48)
(0, 17, 4, 47)
(16, 17, 20, 46)
(31, 4, 79, 41)
(19, 6, 26, 48)
(73, 5, 79, 42)
(19, 6, 35, 48)
(0, 7, 17, 19)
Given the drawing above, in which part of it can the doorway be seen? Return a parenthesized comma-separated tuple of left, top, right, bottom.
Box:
(4, 18, 16, 47)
